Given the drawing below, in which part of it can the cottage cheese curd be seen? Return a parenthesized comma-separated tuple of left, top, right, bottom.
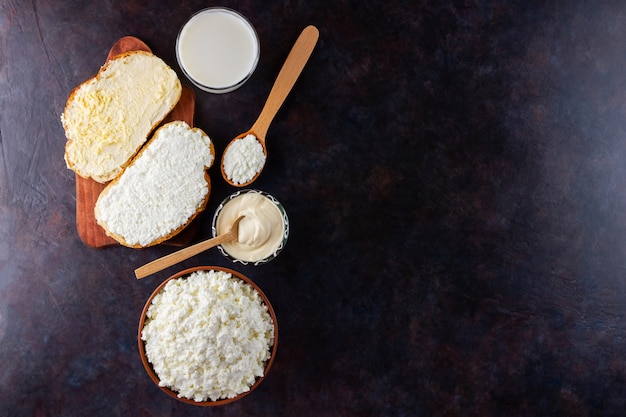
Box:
(141, 270, 274, 402)
(94, 121, 214, 247)
(222, 134, 266, 185)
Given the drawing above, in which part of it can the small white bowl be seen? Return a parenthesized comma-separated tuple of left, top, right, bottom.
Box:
(176, 7, 260, 93)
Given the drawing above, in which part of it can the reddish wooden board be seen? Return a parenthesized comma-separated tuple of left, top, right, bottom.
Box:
(74, 36, 200, 248)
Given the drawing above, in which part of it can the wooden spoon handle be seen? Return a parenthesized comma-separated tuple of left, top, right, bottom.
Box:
(252, 25, 319, 140)
(135, 231, 235, 279)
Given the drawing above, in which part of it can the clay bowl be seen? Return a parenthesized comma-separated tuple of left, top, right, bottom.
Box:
(138, 266, 278, 406)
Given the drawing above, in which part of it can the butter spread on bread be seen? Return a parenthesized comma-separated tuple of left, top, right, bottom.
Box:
(62, 51, 182, 183)
(94, 121, 214, 248)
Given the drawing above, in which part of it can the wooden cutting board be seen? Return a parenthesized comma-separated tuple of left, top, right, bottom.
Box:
(74, 36, 200, 248)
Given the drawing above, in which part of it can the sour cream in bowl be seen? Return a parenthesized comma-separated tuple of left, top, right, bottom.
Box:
(212, 190, 289, 265)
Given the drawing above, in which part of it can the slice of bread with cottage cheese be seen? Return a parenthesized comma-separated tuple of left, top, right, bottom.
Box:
(94, 121, 215, 248)
(62, 50, 182, 183)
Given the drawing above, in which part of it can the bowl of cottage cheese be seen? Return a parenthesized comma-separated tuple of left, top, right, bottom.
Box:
(138, 266, 278, 405)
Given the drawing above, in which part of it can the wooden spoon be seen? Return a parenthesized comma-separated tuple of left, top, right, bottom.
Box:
(134, 216, 245, 279)
(221, 25, 319, 187)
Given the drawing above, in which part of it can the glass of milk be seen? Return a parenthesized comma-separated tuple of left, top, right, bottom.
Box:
(176, 7, 260, 93)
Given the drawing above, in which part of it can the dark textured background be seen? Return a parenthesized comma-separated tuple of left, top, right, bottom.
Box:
(2, 0, 626, 415)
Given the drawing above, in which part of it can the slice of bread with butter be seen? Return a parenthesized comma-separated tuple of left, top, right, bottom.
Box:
(62, 51, 182, 183)
(94, 121, 215, 248)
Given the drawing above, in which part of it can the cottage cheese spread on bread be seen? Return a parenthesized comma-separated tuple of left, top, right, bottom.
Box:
(94, 121, 214, 247)
(62, 51, 182, 183)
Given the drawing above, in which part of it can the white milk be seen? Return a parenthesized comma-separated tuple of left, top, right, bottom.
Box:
(176, 8, 259, 93)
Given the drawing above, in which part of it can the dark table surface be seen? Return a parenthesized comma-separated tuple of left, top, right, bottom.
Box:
(2, 0, 626, 415)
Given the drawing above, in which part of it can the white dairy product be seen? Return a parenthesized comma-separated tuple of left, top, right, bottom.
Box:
(141, 270, 274, 402)
(94, 121, 213, 247)
(216, 192, 285, 262)
(176, 8, 259, 92)
(222, 134, 266, 185)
